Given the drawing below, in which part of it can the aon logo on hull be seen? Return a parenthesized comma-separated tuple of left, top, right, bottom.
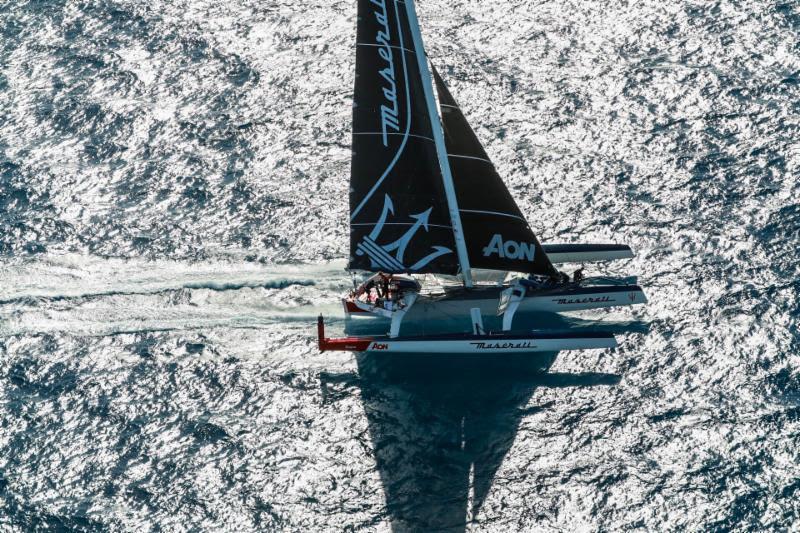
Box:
(483, 234, 536, 262)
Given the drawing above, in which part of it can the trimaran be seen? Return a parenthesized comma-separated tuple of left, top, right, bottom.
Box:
(318, 0, 646, 354)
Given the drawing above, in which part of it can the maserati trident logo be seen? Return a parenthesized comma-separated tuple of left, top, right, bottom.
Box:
(483, 234, 536, 262)
(356, 195, 453, 272)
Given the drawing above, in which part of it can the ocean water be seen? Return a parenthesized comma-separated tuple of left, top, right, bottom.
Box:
(1, 0, 799, 531)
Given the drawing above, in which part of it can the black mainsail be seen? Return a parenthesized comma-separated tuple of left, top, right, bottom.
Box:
(432, 66, 558, 276)
(349, 0, 463, 275)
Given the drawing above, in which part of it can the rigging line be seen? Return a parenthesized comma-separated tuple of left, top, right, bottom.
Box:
(351, 0, 414, 221)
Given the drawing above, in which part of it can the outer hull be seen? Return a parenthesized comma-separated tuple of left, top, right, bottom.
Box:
(320, 329, 616, 354)
(358, 334, 616, 354)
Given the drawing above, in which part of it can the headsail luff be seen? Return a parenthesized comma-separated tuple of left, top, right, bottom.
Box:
(432, 66, 558, 276)
(348, 0, 459, 275)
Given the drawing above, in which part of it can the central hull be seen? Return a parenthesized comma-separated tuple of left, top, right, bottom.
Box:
(345, 284, 646, 322)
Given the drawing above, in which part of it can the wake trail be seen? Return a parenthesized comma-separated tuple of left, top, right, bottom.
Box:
(0, 254, 350, 303)
(0, 300, 347, 338)
(0, 255, 353, 337)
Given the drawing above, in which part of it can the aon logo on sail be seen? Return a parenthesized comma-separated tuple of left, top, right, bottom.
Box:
(483, 234, 536, 262)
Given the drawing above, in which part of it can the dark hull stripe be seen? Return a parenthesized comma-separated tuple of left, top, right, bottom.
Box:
(541, 244, 632, 254)
(439, 284, 644, 301)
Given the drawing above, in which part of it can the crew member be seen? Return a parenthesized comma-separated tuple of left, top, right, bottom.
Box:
(550, 271, 570, 285)
(380, 273, 391, 300)
(362, 278, 377, 301)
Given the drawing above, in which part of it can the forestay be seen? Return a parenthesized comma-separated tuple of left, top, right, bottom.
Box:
(349, 0, 459, 275)
(432, 67, 558, 277)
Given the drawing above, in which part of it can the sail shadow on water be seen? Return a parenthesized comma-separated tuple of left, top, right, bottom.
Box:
(352, 351, 619, 531)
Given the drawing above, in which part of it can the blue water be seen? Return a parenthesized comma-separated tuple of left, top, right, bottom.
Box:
(1, 0, 799, 530)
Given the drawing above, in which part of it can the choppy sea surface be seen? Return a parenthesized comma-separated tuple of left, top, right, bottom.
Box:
(1, 0, 799, 531)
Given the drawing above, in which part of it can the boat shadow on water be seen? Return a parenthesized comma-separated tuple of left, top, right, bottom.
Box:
(350, 351, 616, 532)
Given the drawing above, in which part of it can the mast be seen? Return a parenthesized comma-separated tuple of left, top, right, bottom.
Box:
(403, 0, 473, 287)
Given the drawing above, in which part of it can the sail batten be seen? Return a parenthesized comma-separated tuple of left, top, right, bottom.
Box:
(448, 153, 493, 164)
(432, 66, 558, 276)
(356, 42, 416, 54)
(460, 209, 527, 222)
